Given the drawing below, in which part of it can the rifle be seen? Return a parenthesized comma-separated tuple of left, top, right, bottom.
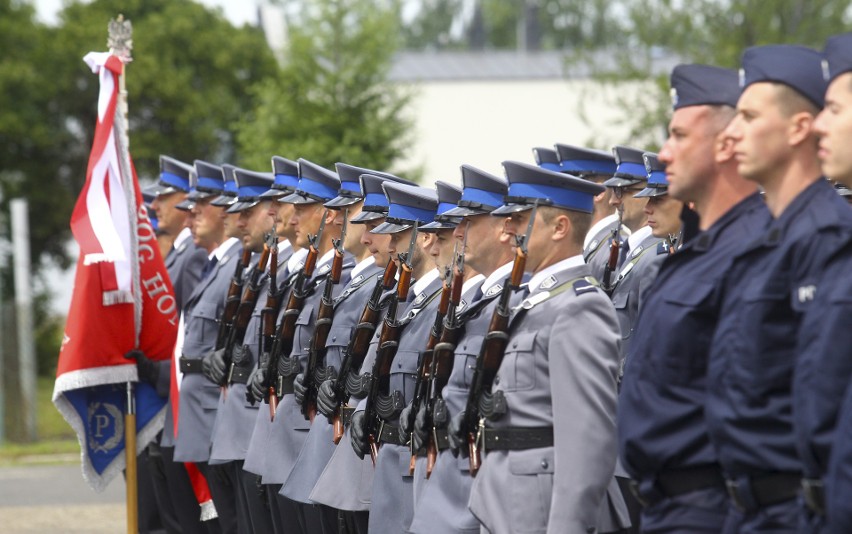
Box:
(330, 259, 397, 444)
(264, 212, 326, 417)
(363, 223, 418, 465)
(222, 237, 273, 387)
(464, 202, 536, 476)
(301, 210, 348, 421)
(602, 204, 623, 296)
(215, 246, 252, 351)
(420, 233, 467, 477)
(255, 234, 282, 417)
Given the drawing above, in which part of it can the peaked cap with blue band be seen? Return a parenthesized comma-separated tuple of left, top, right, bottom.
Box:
(443, 164, 508, 217)
(533, 147, 563, 173)
(327, 163, 399, 208)
(739, 44, 826, 109)
(280, 159, 341, 205)
(211, 164, 239, 207)
(142, 183, 160, 231)
(823, 33, 852, 83)
(491, 161, 604, 216)
(603, 146, 648, 188)
(669, 64, 739, 110)
(260, 156, 299, 199)
(371, 183, 438, 234)
(635, 153, 668, 198)
(554, 144, 617, 178)
(158, 155, 193, 195)
(421, 181, 463, 231)
(350, 173, 417, 224)
(226, 168, 275, 213)
(176, 168, 199, 211)
(188, 160, 225, 201)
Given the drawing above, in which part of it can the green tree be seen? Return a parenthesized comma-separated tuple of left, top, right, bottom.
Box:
(237, 0, 413, 174)
(401, 0, 465, 50)
(584, 0, 852, 149)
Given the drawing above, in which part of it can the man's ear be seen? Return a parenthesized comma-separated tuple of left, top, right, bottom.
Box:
(552, 213, 571, 242)
(788, 111, 816, 148)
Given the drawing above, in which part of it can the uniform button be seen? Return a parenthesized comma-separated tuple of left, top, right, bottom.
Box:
(540, 460, 548, 469)
(331, 336, 336, 342)
(513, 341, 518, 348)
(397, 362, 402, 368)
(494, 376, 500, 385)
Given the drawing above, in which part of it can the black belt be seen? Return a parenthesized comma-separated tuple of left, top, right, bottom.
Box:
(481, 426, 553, 451)
(227, 364, 252, 385)
(725, 472, 801, 512)
(629, 464, 725, 508)
(179, 357, 204, 374)
(801, 478, 825, 516)
(376, 422, 403, 446)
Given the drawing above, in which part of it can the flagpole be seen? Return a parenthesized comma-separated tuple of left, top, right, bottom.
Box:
(107, 15, 139, 534)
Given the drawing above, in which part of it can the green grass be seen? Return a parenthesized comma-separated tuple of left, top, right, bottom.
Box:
(0, 376, 79, 465)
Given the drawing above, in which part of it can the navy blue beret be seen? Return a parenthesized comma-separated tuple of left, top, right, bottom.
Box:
(670, 64, 739, 110)
(740, 44, 826, 108)
(823, 33, 852, 83)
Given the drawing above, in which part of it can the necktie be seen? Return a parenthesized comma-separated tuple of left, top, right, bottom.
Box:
(616, 239, 631, 270)
(201, 256, 218, 279)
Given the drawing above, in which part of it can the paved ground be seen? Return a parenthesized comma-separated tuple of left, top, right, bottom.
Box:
(0, 462, 126, 533)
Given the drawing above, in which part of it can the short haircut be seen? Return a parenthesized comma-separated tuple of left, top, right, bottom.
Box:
(771, 82, 820, 117)
(539, 205, 592, 249)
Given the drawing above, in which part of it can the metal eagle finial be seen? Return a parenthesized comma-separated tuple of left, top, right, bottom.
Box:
(107, 14, 133, 63)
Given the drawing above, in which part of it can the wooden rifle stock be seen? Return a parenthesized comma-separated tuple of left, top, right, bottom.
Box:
(219, 244, 271, 387)
(602, 230, 620, 294)
(258, 243, 281, 416)
(331, 260, 397, 444)
(363, 258, 412, 465)
(215, 247, 251, 350)
(464, 246, 526, 476)
(301, 246, 344, 421)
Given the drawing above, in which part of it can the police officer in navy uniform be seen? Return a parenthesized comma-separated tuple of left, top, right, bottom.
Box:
(309, 172, 414, 534)
(282, 162, 400, 533)
(204, 168, 279, 534)
(467, 161, 625, 534)
(408, 164, 515, 534)
(706, 45, 852, 532)
(793, 33, 852, 533)
(347, 182, 444, 534)
(617, 62, 770, 534)
(553, 144, 629, 281)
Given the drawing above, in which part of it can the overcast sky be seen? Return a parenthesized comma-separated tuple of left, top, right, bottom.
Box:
(33, 0, 260, 26)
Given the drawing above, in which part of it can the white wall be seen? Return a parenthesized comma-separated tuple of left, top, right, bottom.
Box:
(396, 79, 653, 186)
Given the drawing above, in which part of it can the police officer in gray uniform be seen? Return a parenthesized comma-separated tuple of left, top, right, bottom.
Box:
(554, 144, 629, 282)
(467, 161, 624, 534)
(204, 168, 279, 534)
(282, 163, 407, 533)
(260, 159, 354, 534)
(604, 146, 666, 369)
(174, 160, 242, 532)
(408, 164, 512, 534)
(347, 182, 443, 534)
(309, 172, 411, 534)
(145, 155, 209, 534)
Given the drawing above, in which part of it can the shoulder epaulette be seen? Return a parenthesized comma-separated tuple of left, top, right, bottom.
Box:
(573, 277, 599, 296)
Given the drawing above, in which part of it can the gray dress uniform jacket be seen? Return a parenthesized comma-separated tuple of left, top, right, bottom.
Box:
(279, 260, 384, 502)
(308, 285, 405, 512)
(174, 238, 242, 463)
(160, 229, 207, 448)
(584, 214, 630, 285)
(365, 271, 444, 534)
(468, 259, 626, 534)
(609, 227, 665, 369)
(209, 245, 293, 463)
(262, 252, 356, 485)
